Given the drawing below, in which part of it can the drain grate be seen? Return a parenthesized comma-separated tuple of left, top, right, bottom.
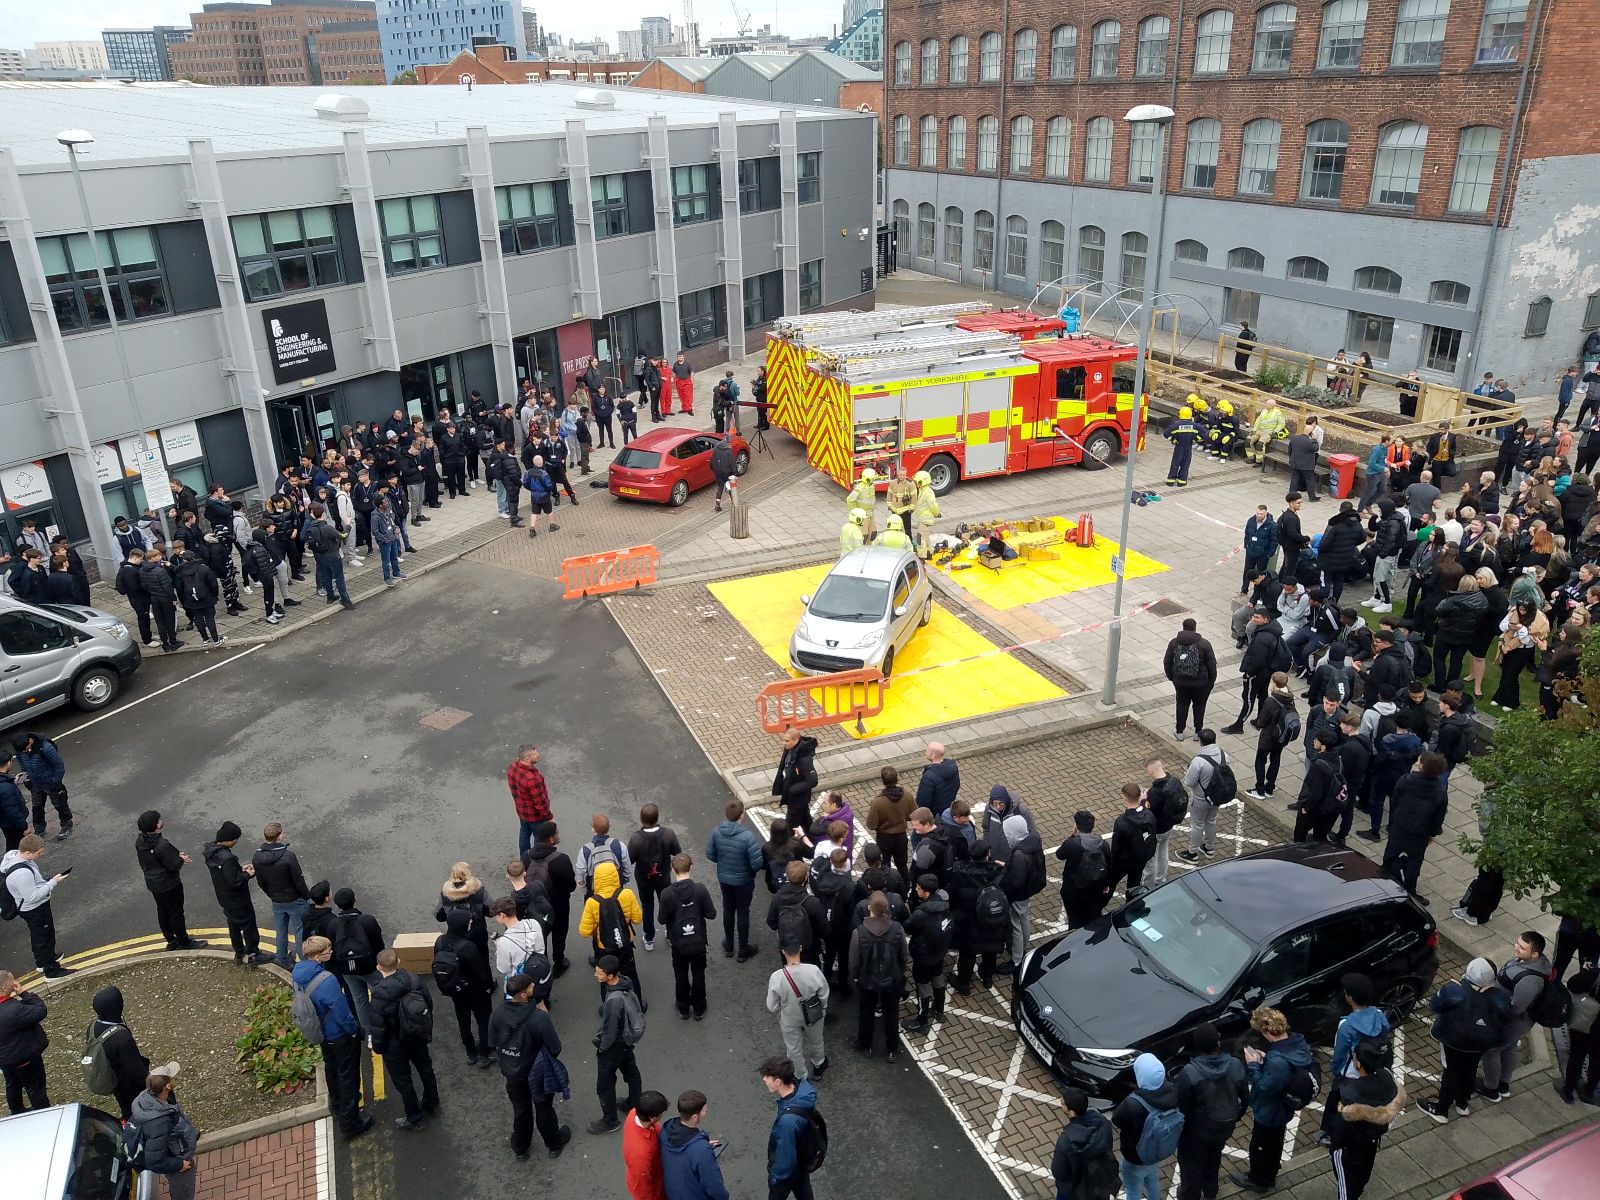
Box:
(1144, 598, 1191, 618)
(419, 707, 472, 731)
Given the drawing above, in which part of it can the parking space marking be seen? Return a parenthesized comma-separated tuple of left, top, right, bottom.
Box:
(56, 644, 263, 741)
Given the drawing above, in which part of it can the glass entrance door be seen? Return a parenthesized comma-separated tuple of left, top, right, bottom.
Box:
(513, 329, 564, 401)
(268, 402, 311, 466)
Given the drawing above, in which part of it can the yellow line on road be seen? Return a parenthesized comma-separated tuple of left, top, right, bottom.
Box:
(15, 929, 282, 987)
(371, 1050, 386, 1102)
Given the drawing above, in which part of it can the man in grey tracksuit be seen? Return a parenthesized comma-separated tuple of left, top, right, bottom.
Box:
(766, 942, 830, 1082)
(1478, 931, 1553, 1100)
(1179, 733, 1228, 862)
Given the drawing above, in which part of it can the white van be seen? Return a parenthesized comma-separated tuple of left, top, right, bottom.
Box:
(0, 1101, 145, 1199)
(0, 594, 142, 732)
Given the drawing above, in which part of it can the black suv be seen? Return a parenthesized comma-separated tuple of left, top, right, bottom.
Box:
(1014, 843, 1438, 1103)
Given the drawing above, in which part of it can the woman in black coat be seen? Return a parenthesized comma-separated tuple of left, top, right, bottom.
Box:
(1560, 472, 1597, 546)
(1316, 502, 1365, 602)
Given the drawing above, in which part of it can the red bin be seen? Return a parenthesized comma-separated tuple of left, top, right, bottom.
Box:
(1327, 452, 1359, 499)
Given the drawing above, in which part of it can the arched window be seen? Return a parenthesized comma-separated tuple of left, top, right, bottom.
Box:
(893, 40, 911, 85)
(943, 206, 964, 265)
(1050, 25, 1078, 79)
(1448, 126, 1501, 214)
(1393, 0, 1450, 66)
(1121, 231, 1149, 300)
(977, 115, 1000, 172)
(979, 31, 1002, 81)
(1041, 220, 1066, 280)
(1136, 17, 1170, 77)
(1229, 247, 1266, 271)
(1084, 116, 1112, 181)
(1045, 117, 1072, 178)
(1240, 119, 1282, 195)
(1184, 118, 1221, 190)
(1287, 255, 1329, 282)
(1194, 11, 1234, 73)
(919, 115, 938, 167)
(1175, 239, 1209, 263)
(1128, 121, 1159, 185)
(892, 115, 910, 165)
(1013, 28, 1037, 80)
(920, 38, 940, 84)
(974, 210, 996, 272)
(949, 36, 969, 83)
(1300, 119, 1350, 200)
(1091, 21, 1121, 78)
(917, 203, 936, 257)
(1078, 225, 1106, 287)
(1005, 216, 1029, 277)
(1253, 4, 1298, 72)
(1318, 0, 1368, 68)
(1010, 115, 1034, 174)
(946, 116, 968, 170)
(1370, 121, 1428, 208)
(1355, 265, 1403, 294)
(892, 199, 909, 248)
(1429, 280, 1471, 306)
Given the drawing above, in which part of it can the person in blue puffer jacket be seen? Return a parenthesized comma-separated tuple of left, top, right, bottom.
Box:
(705, 799, 764, 961)
(0, 751, 29, 852)
(12, 732, 71, 842)
(761, 1055, 818, 1199)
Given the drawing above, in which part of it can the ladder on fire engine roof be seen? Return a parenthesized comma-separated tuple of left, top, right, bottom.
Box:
(771, 301, 994, 346)
(813, 328, 1021, 372)
(821, 337, 1032, 385)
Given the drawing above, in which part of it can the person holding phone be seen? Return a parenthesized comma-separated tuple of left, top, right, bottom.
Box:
(660, 1089, 730, 1200)
(1, 833, 72, 978)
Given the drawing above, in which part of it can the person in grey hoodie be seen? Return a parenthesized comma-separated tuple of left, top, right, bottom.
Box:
(1177, 732, 1228, 864)
(130, 1068, 199, 1200)
(1110, 1052, 1180, 1200)
(1478, 930, 1554, 1101)
(998, 815, 1045, 962)
(1174, 1023, 1248, 1200)
(704, 799, 764, 962)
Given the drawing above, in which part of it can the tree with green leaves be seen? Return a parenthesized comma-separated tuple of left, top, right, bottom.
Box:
(1463, 624, 1600, 928)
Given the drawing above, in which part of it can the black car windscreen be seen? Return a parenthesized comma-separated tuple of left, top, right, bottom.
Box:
(1118, 881, 1254, 998)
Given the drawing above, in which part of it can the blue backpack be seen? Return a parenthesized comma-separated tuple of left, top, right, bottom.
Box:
(1132, 1095, 1184, 1163)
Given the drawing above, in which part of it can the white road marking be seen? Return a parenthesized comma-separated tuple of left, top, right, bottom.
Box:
(56, 644, 264, 740)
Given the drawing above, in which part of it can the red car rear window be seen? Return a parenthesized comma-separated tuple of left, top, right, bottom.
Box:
(613, 449, 662, 470)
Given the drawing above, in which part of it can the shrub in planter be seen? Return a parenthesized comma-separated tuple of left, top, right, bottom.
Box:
(1253, 363, 1302, 394)
(1285, 384, 1355, 410)
(235, 983, 321, 1094)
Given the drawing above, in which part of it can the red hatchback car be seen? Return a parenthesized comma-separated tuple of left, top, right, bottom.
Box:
(608, 427, 750, 506)
(1451, 1121, 1600, 1199)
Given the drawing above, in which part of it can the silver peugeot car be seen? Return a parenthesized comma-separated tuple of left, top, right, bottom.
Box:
(789, 545, 933, 678)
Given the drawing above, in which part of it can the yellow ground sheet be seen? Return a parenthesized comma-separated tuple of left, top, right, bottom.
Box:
(937, 516, 1169, 610)
(709, 562, 1066, 739)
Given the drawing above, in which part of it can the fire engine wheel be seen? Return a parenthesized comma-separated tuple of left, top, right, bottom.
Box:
(922, 454, 959, 496)
(1081, 429, 1120, 467)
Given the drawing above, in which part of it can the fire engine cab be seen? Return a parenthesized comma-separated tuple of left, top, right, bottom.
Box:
(763, 303, 1147, 495)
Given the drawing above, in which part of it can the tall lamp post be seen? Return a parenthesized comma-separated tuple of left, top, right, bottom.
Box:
(1101, 104, 1175, 707)
(58, 129, 171, 551)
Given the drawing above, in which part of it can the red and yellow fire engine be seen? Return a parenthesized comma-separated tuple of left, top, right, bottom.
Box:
(763, 303, 1146, 494)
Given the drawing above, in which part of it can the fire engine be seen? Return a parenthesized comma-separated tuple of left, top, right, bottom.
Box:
(763, 303, 1147, 495)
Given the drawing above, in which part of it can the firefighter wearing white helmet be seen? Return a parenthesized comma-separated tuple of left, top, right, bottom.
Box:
(912, 470, 942, 559)
(840, 507, 867, 556)
(846, 467, 880, 541)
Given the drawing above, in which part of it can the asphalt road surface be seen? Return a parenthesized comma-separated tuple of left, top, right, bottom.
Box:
(2, 558, 1008, 1200)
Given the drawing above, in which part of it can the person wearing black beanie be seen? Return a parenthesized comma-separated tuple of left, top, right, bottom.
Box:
(133, 811, 207, 952)
(204, 822, 270, 965)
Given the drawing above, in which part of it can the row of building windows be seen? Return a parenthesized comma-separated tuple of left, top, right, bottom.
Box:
(892, 112, 1500, 215)
(892, 1, 1528, 86)
(890, 203, 1477, 369)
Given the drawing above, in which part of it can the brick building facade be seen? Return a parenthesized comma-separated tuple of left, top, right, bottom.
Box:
(415, 44, 647, 85)
(883, 0, 1599, 392)
(169, 0, 379, 86)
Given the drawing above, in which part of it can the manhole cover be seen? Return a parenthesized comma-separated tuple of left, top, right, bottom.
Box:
(1145, 598, 1191, 617)
(419, 707, 472, 731)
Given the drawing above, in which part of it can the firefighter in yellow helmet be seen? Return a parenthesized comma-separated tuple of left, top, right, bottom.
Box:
(877, 518, 912, 550)
(840, 507, 867, 556)
(1166, 405, 1200, 486)
(886, 472, 917, 541)
(846, 467, 880, 541)
(1188, 394, 1215, 450)
(912, 470, 942, 559)
(1208, 398, 1241, 460)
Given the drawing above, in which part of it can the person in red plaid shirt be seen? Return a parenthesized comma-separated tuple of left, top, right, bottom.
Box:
(508, 745, 552, 858)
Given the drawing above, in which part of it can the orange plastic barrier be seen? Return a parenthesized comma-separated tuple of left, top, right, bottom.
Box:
(558, 545, 661, 599)
(757, 668, 886, 735)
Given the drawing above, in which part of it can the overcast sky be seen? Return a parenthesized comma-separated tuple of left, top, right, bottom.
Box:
(6, 0, 854, 50)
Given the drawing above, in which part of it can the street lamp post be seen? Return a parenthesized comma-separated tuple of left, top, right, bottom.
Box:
(58, 129, 171, 549)
(1101, 104, 1176, 707)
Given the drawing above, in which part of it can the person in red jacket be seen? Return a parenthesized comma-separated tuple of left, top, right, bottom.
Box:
(623, 1090, 669, 1200)
(508, 745, 552, 859)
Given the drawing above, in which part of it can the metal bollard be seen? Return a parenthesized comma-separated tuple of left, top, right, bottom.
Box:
(728, 476, 749, 539)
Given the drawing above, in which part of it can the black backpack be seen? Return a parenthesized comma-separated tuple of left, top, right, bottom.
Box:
(0, 862, 30, 921)
(1202, 752, 1237, 804)
(431, 938, 468, 997)
(1270, 634, 1292, 674)
(396, 979, 433, 1042)
(974, 883, 1010, 938)
(1194, 1070, 1246, 1124)
(333, 912, 377, 977)
(777, 899, 815, 952)
(783, 1104, 829, 1174)
(1069, 841, 1109, 891)
(634, 834, 672, 889)
(593, 894, 633, 954)
(811, 868, 855, 935)
(666, 886, 707, 956)
(1275, 707, 1303, 749)
(1282, 1058, 1321, 1112)
(1172, 641, 1207, 683)
(858, 925, 902, 992)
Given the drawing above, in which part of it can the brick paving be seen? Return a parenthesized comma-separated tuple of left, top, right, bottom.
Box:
(194, 1119, 323, 1200)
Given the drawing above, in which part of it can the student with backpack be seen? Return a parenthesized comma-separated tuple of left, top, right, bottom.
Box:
(590, 954, 646, 1135)
(1418, 957, 1512, 1121)
(1141, 758, 1189, 889)
(524, 820, 577, 975)
(947, 842, 1009, 991)
(577, 814, 633, 897)
(1055, 812, 1112, 930)
(1556, 958, 1600, 1104)
(1177, 732, 1232, 865)
(1173, 1024, 1247, 1200)
(1164, 619, 1217, 742)
(628, 805, 683, 953)
(369, 948, 440, 1132)
(848, 891, 908, 1062)
(760, 1054, 824, 1200)
(767, 858, 828, 968)
(902, 874, 954, 1035)
(1052, 1085, 1119, 1200)
(1318, 974, 1389, 1145)
(1291, 733, 1347, 843)
(1110, 1053, 1182, 1200)
(1, 833, 72, 978)
(998, 815, 1047, 962)
(1229, 1008, 1314, 1195)
(12, 731, 71, 842)
(1479, 930, 1557, 1103)
(1244, 674, 1298, 801)
(489, 897, 552, 1004)
(659, 853, 717, 1021)
(327, 887, 386, 1036)
(433, 908, 494, 1067)
(84, 986, 151, 1120)
(707, 799, 766, 962)
(581, 862, 646, 1006)
(292, 936, 374, 1139)
(128, 1068, 199, 1200)
(809, 848, 856, 1003)
(1108, 783, 1157, 900)
(487, 972, 572, 1161)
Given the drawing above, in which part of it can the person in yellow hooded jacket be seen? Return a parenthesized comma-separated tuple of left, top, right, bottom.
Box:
(579, 861, 646, 1007)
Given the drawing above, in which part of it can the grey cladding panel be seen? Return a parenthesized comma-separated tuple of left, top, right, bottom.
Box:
(156, 220, 221, 315)
(438, 191, 482, 266)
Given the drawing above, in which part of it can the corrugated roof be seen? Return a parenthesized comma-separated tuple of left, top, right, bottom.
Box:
(0, 80, 826, 166)
(648, 56, 719, 82)
(791, 49, 880, 81)
(716, 53, 795, 80)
